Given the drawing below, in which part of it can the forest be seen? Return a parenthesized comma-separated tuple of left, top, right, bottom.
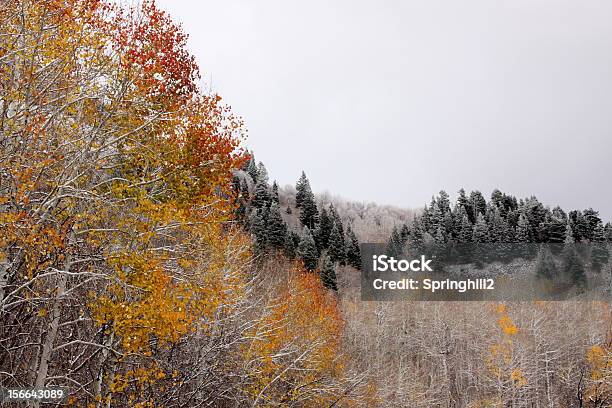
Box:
(0, 1, 610, 407)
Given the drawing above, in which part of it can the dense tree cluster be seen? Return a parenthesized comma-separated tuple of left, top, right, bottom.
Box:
(386, 189, 610, 284)
(232, 159, 363, 290)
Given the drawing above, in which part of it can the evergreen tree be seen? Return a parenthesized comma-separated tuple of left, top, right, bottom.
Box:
(249, 209, 267, 256)
(421, 203, 432, 232)
(488, 208, 505, 243)
(346, 226, 362, 269)
(295, 171, 309, 208)
(329, 205, 345, 237)
(472, 213, 489, 243)
(433, 226, 446, 257)
(246, 156, 258, 183)
(409, 217, 425, 252)
(299, 188, 319, 229)
(315, 207, 333, 251)
(561, 221, 586, 286)
(438, 190, 451, 214)
(284, 230, 298, 259)
(328, 223, 346, 265)
(605, 222, 612, 242)
(256, 162, 269, 185)
(582, 208, 601, 240)
(472, 212, 489, 264)
(252, 181, 270, 209)
(535, 245, 556, 280)
(515, 213, 532, 243)
(266, 202, 287, 249)
(386, 226, 403, 257)
(458, 214, 473, 243)
(564, 221, 575, 244)
(523, 197, 547, 241)
(469, 190, 487, 221)
(552, 206, 566, 220)
(399, 224, 410, 244)
(569, 210, 589, 242)
(429, 202, 442, 234)
(320, 256, 338, 291)
(591, 220, 609, 272)
(297, 227, 319, 271)
(491, 189, 504, 209)
(456, 188, 472, 222)
(286, 206, 292, 214)
(271, 181, 279, 203)
(545, 213, 566, 243)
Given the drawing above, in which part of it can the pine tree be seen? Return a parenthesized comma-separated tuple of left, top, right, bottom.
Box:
(535, 245, 556, 280)
(605, 222, 612, 242)
(256, 162, 269, 185)
(345, 225, 362, 269)
(299, 189, 319, 229)
(591, 220, 609, 272)
(582, 208, 601, 240)
(266, 202, 287, 249)
(409, 217, 424, 252)
(386, 226, 403, 257)
(515, 213, 532, 243)
(252, 181, 270, 209)
(458, 214, 473, 243)
(456, 188, 472, 222)
(491, 189, 504, 209)
(472, 213, 489, 243)
(297, 227, 319, 271)
(284, 230, 298, 259)
(399, 224, 410, 244)
(438, 190, 451, 214)
(246, 156, 258, 183)
(472, 213, 489, 264)
(271, 181, 279, 203)
(295, 171, 308, 208)
(328, 222, 346, 265)
(320, 256, 338, 291)
(469, 190, 487, 221)
(488, 208, 505, 243)
(564, 221, 575, 245)
(561, 222, 585, 286)
(569, 210, 589, 242)
(250, 209, 267, 256)
(315, 207, 333, 251)
(545, 213, 566, 243)
(433, 226, 446, 255)
(329, 205, 345, 237)
(429, 202, 442, 234)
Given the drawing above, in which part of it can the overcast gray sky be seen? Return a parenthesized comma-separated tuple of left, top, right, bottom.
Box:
(157, 0, 612, 220)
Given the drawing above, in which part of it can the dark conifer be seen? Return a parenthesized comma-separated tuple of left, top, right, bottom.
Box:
(295, 171, 308, 208)
(316, 207, 333, 250)
(271, 181, 279, 203)
(535, 245, 556, 280)
(320, 256, 338, 291)
(591, 220, 609, 272)
(284, 230, 297, 259)
(328, 222, 346, 264)
(299, 189, 319, 229)
(346, 225, 362, 269)
(297, 227, 319, 271)
(252, 181, 270, 209)
(266, 202, 287, 249)
(246, 156, 258, 183)
(386, 226, 403, 257)
(469, 191, 487, 221)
